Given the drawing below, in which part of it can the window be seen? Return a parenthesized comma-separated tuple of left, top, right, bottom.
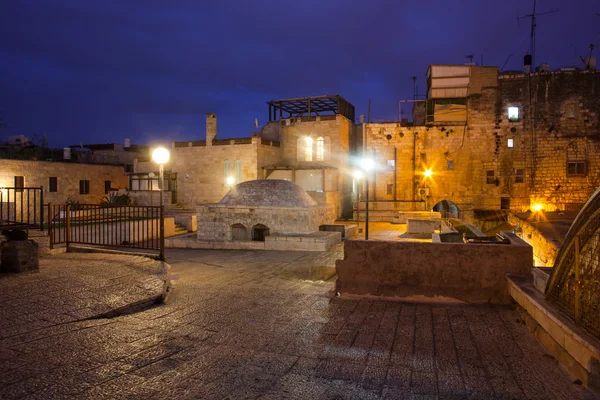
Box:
(14, 176, 24, 192)
(387, 184, 393, 195)
(566, 104, 576, 118)
(567, 161, 587, 176)
(79, 180, 90, 195)
(316, 137, 324, 161)
(508, 106, 520, 122)
(501, 197, 511, 210)
(224, 160, 230, 184)
(387, 160, 395, 171)
(304, 137, 313, 161)
(104, 180, 112, 194)
(486, 170, 496, 184)
(49, 177, 58, 192)
(447, 160, 454, 170)
(507, 138, 514, 148)
(234, 160, 241, 184)
(514, 169, 524, 183)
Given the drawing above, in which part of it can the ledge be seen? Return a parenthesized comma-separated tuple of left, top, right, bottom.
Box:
(507, 274, 600, 395)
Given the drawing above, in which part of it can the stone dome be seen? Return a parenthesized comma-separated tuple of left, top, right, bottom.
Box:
(219, 180, 317, 208)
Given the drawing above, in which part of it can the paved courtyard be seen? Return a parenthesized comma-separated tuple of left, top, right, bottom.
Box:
(0, 248, 595, 399)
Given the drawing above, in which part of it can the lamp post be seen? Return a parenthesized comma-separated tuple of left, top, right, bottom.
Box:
(353, 170, 363, 234)
(148, 171, 155, 208)
(360, 158, 375, 240)
(152, 147, 170, 260)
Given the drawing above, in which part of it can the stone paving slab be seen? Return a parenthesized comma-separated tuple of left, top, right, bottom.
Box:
(0, 248, 596, 399)
(0, 252, 167, 333)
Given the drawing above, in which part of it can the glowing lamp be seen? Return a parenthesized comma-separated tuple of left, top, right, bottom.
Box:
(423, 169, 433, 178)
(360, 158, 375, 171)
(353, 170, 363, 180)
(152, 147, 170, 165)
(226, 176, 235, 186)
(533, 204, 544, 212)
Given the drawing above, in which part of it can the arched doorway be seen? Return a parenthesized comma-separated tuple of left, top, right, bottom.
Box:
(231, 224, 248, 241)
(252, 224, 270, 241)
(432, 200, 460, 219)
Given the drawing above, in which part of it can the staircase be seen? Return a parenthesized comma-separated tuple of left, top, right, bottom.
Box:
(172, 222, 190, 236)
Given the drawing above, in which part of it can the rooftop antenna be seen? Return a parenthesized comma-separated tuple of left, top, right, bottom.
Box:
(465, 54, 474, 64)
(410, 76, 417, 100)
(518, 0, 559, 69)
(501, 54, 513, 71)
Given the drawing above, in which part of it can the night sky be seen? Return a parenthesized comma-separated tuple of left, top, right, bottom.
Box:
(1, 0, 598, 148)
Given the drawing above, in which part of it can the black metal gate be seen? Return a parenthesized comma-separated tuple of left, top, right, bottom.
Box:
(0, 187, 44, 231)
(48, 203, 164, 259)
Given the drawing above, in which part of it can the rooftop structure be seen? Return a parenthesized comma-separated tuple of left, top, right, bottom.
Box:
(267, 95, 355, 123)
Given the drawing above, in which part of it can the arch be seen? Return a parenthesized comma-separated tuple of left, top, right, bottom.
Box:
(234, 159, 242, 183)
(432, 200, 460, 219)
(546, 187, 600, 339)
(223, 159, 230, 184)
(231, 223, 248, 241)
(252, 224, 270, 241)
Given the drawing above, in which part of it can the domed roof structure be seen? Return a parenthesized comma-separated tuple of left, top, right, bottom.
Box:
(219, 180, 317, 208)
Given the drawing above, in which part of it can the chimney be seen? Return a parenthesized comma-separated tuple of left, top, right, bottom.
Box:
(206, 113, 216, 145)
(524, 54, 532, 74)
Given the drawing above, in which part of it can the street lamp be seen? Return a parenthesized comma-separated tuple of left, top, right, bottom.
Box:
(226, 176, 235, 188)
(353, 170, 363, 233)
(152, 147, 170, 260)
(359, 158, 375, 240)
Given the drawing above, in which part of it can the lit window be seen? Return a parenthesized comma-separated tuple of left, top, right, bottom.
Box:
(224, 160, 230, 184)
(305, 137, 313, 161)
(316, 137, 324, 161)
(387, 160, 395, 170)
(507, 138, 514, 148)
(508, 106, 520, 122)
(515, 169, 524, 183)
(486, 170, 496, 184)
(566, 104, 576, 118)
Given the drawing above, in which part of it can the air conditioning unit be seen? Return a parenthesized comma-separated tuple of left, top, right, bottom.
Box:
(419, 187, 430, 196)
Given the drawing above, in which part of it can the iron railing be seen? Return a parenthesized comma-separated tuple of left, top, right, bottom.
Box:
(546, 198, 600, 340)
(48, 203, 164, 259)
(0, 187, 44, 231)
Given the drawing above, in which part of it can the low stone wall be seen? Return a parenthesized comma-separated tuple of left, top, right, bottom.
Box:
(406, 219, 441, 234)
(508, 213, 559, 266)
(265, 232, 341, 251)
(335, 231, 532, 304)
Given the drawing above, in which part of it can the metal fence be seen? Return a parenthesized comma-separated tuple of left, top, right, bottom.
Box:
(0, 187, 44, 231)
(48, 203, 164, 259)
(546, 200, 600, 340)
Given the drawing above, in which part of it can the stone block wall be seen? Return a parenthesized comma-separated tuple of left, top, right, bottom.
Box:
(0, 159, 128, 206)
(196, 204, 335, 241)
(336, 231, 532, 304)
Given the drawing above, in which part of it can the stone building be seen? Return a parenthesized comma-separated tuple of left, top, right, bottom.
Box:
(132, 62, 599, 224)
(358, 63, 600, 222)
(0, 159, 129, 205)
(133, 95, 358, 219)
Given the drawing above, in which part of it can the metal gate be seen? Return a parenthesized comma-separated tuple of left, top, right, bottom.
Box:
(0, 187, 44, 230)
(48, 203, 164, 259)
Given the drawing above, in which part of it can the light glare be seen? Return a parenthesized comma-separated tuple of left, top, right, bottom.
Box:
(152, 147, 170, 164)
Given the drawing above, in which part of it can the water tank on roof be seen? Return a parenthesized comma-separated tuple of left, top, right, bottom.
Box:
(63, 148, 71, 160)
(524, 54, 532, 73)
(124, 138, 130, 148)
(536, 63, 550, 72)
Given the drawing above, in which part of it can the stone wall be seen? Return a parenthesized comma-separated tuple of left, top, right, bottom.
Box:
(196, 204, 335, 241)
(0, 159, 128, 205)
(361, 69, 600, 220)
(335, 231, 532, 304)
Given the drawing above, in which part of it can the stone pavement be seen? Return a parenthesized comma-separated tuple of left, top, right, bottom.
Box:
(0, 248, 595, 399)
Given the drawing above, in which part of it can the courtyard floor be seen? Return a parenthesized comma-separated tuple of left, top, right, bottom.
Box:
(0, 248, 595, 399)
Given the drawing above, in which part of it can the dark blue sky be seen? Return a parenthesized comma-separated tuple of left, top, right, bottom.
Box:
(1, 0, 598, 148)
